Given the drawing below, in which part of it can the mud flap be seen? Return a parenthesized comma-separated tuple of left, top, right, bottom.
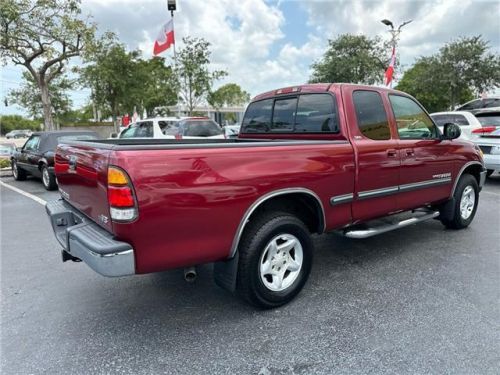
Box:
(437, 197, 456, 222)
(213, 252, 239, 292)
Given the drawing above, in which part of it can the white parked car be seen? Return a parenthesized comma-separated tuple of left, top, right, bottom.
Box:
(118, 117, 225, 140)
(455, 97, 500, 114)
(473, 128, 500, 177)
(430, 111, 487, 140)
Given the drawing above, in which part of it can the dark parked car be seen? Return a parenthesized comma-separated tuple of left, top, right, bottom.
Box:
(11, 131, 99, 190)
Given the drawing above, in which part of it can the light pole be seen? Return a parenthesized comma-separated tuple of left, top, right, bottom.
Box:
(381, 19, 412, 87)
(381, 19, 412, 51)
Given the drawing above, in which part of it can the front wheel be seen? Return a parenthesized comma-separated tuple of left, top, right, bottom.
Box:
(440, 174, 479, 229)
(236, 212, 313, 308)
(41, 165, 57, 190)
(12, 160, 27, 181)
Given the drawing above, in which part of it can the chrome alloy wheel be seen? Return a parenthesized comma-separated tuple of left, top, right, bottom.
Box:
(12, 161, 18, 179)
(460, 185, 475, 220)
(42, 167, 50, 188)
(259, 233, 303, 292)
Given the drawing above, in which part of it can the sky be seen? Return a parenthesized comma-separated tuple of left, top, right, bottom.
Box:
(1, 0, 499, 116)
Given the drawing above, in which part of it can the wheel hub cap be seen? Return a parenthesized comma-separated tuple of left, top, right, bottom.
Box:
(259, 233, 303, 292)
(43, 168, 49, 186)
(460, 185, 475, 220)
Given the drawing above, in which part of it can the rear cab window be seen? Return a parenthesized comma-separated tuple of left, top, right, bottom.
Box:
(352, 90, 391, 140)
(241, 93, 339, 134)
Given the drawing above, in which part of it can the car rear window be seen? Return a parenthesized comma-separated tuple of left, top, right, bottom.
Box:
(241, 94, 339, 134)
(58, 134, 98, 142)
(431, 114, 469, 126)
(182, 120, 223, 136)
(475, 113, 500, 127)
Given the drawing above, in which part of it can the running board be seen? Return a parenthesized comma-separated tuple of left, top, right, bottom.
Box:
(341, 210, 440, 239)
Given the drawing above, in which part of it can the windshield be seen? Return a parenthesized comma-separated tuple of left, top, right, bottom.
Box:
(475, 114, 500, 127)
(182, 121, 223, 136)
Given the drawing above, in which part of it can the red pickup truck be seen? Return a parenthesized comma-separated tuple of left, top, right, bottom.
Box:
(47, 84, 486, 308)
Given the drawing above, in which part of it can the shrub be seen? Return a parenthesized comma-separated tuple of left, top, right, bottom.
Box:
(0, 115, 40, 135)
(0, 159, 11, 169)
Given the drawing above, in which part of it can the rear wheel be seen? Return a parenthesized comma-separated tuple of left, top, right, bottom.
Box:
(12, 160, 27, 181)
(41, 165, 57, 190)
(236, 212, 313, 308)
(440, 174, 479, 229)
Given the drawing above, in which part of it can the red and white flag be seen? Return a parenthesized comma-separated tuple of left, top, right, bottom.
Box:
(153, 19, 175, 56)
(384, 47, 396, 87)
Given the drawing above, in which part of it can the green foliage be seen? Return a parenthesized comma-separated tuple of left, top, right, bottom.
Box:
(0, 115, 40, 135)
(8, 72, 73, 118)
(83, 41, 177, 128)
(176, 36, 227, 115)
(310, 34, 387, 84)
(207, 83, 250, 110)
(137, 57, 178, 116)
(397, 36, 500, 111)
(0, 159, 11, 169)
(0, 0, 96, 130)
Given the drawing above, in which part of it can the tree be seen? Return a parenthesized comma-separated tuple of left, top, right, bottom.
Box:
(0, 0, 96, 130)
(8, 72, 72, 125)
(0, 115, 39, 135)
(82, 43, 142, 131)
(137, 57, 178, 116)
(439, 36, 500, 108)
(176, 36, 227, 115)
(397, 36, 500, 111)
(207, 83, 250, 110)
(310, 34, 388, 84)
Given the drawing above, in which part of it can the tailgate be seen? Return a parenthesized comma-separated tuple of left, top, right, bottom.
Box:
(55, 143, 113, 232)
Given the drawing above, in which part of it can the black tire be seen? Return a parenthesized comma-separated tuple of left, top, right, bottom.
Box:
(12, 160, 27, 181)
(486, 169, 494, 177)
(440, 174, 479, 229)
(41, 165, 57, 190)
(236, 211, 313, 309)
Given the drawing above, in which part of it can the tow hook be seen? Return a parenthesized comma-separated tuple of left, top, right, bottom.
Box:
(183, 266, 197, 282)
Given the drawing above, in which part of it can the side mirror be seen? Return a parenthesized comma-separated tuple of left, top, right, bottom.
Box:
(110, 132, 118, 138)
(442, 123, 461, 140)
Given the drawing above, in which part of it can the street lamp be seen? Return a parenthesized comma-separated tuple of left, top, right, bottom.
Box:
(381, 18, 412, 48)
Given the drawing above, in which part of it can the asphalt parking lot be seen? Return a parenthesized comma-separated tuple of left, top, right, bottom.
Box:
(1, 173, 499, 374)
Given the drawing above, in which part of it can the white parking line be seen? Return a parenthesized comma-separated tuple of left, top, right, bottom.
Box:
(0, 180, 47, 206)
(482, 190, 500, 197)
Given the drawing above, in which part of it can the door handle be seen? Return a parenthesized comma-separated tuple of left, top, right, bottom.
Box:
(387, 149, 398, 157)
(405, 148, 415, 156)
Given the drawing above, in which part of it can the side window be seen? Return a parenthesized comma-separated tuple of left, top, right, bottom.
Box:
(271, 97, 297, 131)
(120, 125, 137, 138)
(295, 94, 339, 133)
(241, 99, 273, 132)
(135, 121, 153, 138)
(353, 90, 391, 140)
(389, 95, 438, 139)
(24, 136, 40, 151)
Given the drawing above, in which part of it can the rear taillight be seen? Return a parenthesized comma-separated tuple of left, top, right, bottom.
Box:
(472, 126, 496, 134)
(107, 166, 137, 222)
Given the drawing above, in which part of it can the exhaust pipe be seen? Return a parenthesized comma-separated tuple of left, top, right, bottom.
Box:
(183, 266, 197, 282)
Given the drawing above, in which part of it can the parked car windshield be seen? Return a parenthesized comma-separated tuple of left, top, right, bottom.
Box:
(182, 121, 223, 136)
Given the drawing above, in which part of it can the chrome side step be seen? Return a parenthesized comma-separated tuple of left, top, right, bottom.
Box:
(342, 210, 440, 239)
